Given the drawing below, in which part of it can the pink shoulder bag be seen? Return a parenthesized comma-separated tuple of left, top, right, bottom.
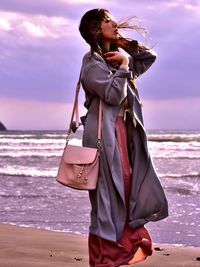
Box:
(56, 74, 102, 190)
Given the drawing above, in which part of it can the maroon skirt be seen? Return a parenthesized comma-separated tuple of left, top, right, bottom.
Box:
(89, 116, 152, 267)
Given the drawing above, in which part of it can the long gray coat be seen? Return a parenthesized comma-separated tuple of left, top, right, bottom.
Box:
(80, 44, 168, 242)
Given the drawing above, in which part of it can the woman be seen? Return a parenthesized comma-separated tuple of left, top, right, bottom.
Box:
(79, 8, 168, 266)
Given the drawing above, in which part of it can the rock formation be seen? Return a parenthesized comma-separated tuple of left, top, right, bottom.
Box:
(0, 121, 7, 131)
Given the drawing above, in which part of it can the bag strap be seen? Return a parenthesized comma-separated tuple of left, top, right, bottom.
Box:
(67, 70, 103, 148)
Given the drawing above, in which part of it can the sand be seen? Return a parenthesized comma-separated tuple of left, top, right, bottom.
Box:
(0, 224, 199, 267)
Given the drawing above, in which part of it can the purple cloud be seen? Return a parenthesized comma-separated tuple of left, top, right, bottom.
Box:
(0, 1, 199, 107)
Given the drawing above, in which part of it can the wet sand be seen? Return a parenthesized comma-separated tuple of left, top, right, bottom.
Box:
(0, 224, 199, 267)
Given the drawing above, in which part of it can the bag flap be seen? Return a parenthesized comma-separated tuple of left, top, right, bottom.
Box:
(63, 145, 98, 164)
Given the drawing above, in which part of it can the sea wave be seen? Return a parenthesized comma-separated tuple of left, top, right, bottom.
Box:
(1, 130, 200, 143)
(0, 166, 57, 178)
(0, 151, 199, 159)
(0, 138, 66, 144)
(0, 152, 62, 157)
(0, 137, 81, 145)
(159, 172, 200, 179)
(0, 166, 199, 180)
(152, 155, 200, 159)
(148, 134, 200, 142)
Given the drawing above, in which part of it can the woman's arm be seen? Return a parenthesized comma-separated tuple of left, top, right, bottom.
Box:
(81, 57, 132, 105)
(117, 39, 157, 77)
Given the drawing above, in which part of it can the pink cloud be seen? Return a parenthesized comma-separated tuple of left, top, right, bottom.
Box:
(142, 97, 200, 130)
(0, 97, 86, 130)
(0, 97, 199, 130)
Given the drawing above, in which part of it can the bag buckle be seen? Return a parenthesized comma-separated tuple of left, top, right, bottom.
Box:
(96, 139, 101, 150)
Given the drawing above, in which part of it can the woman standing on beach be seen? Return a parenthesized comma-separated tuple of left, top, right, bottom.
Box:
(79, 9, 168, 266)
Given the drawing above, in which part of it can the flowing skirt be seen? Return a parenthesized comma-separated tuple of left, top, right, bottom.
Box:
(89, 116, 152, 267)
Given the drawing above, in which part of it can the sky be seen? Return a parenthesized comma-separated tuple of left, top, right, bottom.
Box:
(0, 0, 199, 130)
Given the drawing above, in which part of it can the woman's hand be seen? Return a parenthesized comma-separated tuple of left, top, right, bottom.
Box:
(103, 51, 129, 66)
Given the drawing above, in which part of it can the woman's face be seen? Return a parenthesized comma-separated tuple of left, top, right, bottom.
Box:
(100, 13, 118, 42)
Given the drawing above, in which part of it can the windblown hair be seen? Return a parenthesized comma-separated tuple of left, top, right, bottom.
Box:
(79, 9, 148, 56)
(117, 16, 147, 36)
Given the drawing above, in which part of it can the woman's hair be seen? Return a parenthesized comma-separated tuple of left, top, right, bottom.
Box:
(79, 8, 148, 55)
(79, 9, 112, 55)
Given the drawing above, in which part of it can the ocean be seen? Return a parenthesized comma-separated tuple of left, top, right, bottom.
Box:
(0, 130, 199, 247)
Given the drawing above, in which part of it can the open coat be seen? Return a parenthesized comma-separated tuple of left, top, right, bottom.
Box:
(80, 44, 168, 242)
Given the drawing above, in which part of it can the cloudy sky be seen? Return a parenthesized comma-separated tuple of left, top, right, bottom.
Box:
(0, 0, 199, 130)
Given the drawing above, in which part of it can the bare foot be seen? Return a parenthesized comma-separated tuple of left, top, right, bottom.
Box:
(128, 247, 147, 265)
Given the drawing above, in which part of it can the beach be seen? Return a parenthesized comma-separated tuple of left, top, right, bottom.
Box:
(0, 224, 200, 267)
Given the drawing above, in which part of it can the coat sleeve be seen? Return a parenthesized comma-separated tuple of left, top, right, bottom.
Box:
(81, 62, 132, 106)
(125, 43, 157, 77)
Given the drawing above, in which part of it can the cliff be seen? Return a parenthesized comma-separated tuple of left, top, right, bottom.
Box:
(0, 121, 7, 131)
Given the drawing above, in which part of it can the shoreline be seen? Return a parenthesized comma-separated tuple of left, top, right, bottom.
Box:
(0, 224, 200, 267)
(2, 222, 198, 249)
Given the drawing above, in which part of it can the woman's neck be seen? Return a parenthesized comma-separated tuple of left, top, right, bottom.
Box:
(103, 40, 111, 52)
